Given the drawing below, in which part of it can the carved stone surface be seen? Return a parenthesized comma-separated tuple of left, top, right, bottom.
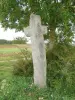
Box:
(24, 14, 47, 87)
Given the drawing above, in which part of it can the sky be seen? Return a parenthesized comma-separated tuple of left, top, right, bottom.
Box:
(0, 25, 25, 40)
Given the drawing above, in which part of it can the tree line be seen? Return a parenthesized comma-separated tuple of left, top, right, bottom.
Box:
(0, 37, 27, 44)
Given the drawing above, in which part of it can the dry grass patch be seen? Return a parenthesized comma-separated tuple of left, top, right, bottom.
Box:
(0, 44, 31, 49)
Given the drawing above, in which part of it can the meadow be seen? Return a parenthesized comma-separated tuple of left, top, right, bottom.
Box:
(0, 44, 30, 61)
(0, 44, 75, 100)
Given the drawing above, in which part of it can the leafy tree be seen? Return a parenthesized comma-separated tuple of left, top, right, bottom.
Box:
(12, 37, 27, 44)
(0, 0, 75, 49)
(0, 39, 12, 44)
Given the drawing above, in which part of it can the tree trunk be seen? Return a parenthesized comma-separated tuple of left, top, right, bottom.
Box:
(49, 28, 56, 50)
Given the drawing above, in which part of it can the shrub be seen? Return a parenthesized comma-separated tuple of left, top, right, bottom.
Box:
(46, 43, 75, 93)
(12, 37, 27, 44)
(13, 48, 33, 76)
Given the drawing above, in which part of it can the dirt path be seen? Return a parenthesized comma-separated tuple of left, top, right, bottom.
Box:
(0, 59, 17, 63)
(0, 44, 31, 48)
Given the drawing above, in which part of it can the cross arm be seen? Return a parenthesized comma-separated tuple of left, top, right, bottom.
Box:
(41, 26, 47, 35)
(24, 26, 30, 37)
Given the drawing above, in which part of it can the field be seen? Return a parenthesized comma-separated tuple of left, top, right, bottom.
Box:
(0, 44, 75, 100)
(0, 44, 31, 61)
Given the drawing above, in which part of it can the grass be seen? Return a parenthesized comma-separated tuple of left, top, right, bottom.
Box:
(0, 44, 31, 61)
(0, 62, 51, 100)
(0, 44, 75, 100)
(0, 62, 75, 100)
(0, 56, 15, 61)
(0, 48, 20, 54)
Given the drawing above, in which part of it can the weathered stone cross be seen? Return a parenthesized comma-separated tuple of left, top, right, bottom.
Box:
(24, 14, 47, 87)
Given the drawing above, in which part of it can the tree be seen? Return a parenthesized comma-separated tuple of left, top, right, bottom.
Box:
(12, 37, 27, 44)
(0, 0, 75, 48)
(0, 39, 12, 44)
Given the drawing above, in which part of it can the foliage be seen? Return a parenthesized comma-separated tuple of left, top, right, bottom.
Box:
(13, 48, 33, 76)
(0, 44, 75, 99)
(46, 43, 75, 93)
(0, 37, 27, 44)
(0, 0, 75, 44)
(0, 39, 12, 44)
(0, 66, 75, 100)
(12, 37, 27, 44)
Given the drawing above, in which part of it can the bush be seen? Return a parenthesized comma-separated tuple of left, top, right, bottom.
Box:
(46, 43, 75, 93)
(13, 48, 33, 76)
(12, 37, 27, 44)
(12, 43, 75, 94)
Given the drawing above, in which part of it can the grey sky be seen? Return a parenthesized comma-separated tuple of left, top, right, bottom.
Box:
(0, 25, 25, 40)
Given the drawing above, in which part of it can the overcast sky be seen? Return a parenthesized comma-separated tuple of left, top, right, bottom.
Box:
(0, 25, 25, 40)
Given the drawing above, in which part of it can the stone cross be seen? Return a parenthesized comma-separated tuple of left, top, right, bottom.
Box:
(24, 14, 47, 87)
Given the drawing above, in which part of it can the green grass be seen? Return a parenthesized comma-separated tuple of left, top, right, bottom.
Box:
(0, 62, 13, 81)
(0, 45, 75, 100)
(0, 47, 20, 61)
(0, 56, 15, 61)
(0, 61, 75, 100)
(0, 44, 31, 61)
(0, 48, 20, 54)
